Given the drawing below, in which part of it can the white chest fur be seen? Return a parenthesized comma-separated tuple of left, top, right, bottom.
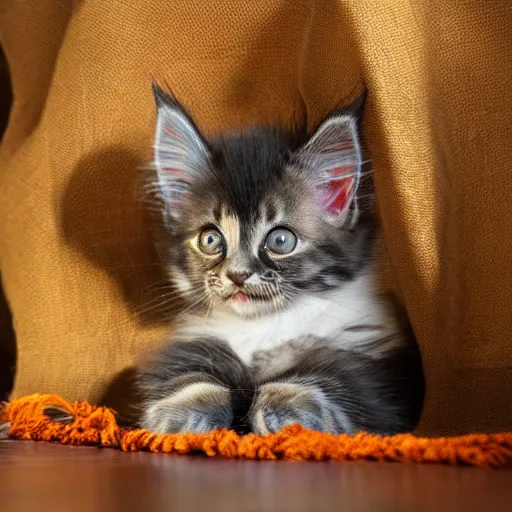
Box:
(177, 269, 403, 365)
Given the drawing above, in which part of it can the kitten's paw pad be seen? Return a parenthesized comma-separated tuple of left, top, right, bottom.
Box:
(250, 382, 327, 434)
(142, 382, 233, 434)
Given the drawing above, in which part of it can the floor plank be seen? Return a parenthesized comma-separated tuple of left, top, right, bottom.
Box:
(1, 440, 510, 511)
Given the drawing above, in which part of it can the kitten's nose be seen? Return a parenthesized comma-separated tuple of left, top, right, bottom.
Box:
(226, 270, 251, 286)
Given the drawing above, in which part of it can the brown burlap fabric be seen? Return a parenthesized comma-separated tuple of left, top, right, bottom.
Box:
(0, 1, 511, 435)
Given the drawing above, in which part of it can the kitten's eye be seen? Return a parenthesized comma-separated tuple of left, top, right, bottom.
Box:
(198, 229, 224, 255)
(265, 228, 297, 255)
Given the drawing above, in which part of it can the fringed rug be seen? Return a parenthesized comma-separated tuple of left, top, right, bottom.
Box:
(1, 394, 511, 468)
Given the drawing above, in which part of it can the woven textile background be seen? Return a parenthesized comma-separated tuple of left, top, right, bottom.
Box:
(0, 1, 511, 435)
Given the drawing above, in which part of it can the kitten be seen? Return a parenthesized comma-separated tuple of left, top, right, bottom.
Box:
(137, 85, 424, 436)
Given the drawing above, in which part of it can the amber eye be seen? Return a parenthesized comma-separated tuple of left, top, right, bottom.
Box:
(265, 228, 297, 255)
(198, 228, 224, 255)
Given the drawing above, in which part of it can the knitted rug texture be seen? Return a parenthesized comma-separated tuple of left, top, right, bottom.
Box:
(1, 394, 511, 468)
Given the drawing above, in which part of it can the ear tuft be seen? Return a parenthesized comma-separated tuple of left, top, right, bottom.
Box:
(151, 83, 210, 221)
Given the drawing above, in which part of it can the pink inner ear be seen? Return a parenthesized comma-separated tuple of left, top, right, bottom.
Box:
(316, 164, 357, 215)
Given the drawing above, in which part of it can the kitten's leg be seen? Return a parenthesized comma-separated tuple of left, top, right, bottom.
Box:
(142, 374, 233, 434)
(250, 345, 423, 436)
(250, 379, 340, 434)
(138, 338, 254, 434)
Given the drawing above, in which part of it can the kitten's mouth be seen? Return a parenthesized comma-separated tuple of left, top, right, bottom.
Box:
(232, 291, 250, 303)
(229, 290, 269, 303)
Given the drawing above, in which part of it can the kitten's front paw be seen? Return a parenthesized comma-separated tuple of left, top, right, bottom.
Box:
(249, 382, 329, 434)
(142, 382, 233, 434)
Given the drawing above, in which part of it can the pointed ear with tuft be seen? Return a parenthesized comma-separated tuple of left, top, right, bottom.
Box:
(152, 83, 211, 221)
(294, 93, 366, 227)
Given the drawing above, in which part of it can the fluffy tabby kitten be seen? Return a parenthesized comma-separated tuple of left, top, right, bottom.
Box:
(137, 85, 424, 436)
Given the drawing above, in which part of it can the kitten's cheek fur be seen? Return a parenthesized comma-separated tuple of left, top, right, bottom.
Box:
(142, 382, 233, 434)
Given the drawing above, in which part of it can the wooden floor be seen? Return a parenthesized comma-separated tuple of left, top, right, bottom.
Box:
(1, 440, 511, 512)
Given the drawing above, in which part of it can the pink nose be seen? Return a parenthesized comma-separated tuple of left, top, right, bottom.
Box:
(227, 271, 251, 286)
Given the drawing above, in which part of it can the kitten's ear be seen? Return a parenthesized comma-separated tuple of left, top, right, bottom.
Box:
(295, 94, 365, 226)
(152, 83, 210, 219)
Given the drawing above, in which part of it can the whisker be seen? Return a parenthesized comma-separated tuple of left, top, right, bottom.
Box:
(135, 286, 203, 316)
(177, 293, 209, 318)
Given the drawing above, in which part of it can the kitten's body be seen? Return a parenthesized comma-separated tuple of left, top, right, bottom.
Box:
(138, 86, 424, 436)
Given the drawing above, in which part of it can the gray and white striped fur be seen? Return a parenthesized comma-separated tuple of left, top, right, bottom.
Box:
(137, 85, 424, 436)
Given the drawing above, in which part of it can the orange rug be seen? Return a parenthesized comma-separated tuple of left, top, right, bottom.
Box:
(1, 394, 511, 468)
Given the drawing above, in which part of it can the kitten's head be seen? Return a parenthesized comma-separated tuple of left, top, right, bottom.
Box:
(149, 85, 374, 318)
